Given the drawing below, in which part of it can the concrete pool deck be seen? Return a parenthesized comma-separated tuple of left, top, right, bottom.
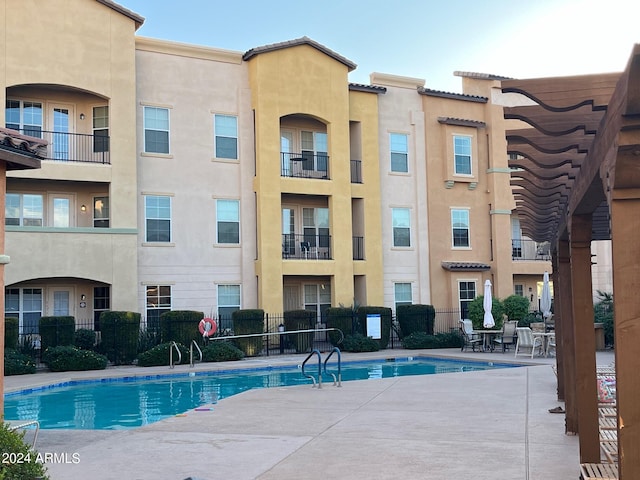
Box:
(4, 348, 615, 480)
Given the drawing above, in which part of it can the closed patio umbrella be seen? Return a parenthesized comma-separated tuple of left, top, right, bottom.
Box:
(541, 271, 552, 321)
(483, 279, 495, 328)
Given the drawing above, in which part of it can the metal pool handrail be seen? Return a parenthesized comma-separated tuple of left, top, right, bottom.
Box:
(169, 341, 182, 369)
(190, 340, 203, 367)
(302, 349, 322, 388)
(323, 347, 342, 387)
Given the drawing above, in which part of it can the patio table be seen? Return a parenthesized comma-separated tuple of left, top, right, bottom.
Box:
(472, 330, 500, 352)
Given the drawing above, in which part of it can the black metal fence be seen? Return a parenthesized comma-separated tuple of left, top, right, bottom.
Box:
(12, 309, 464, 364)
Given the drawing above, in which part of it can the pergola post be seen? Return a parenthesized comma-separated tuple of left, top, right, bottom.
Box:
(569, 213, 600, 462)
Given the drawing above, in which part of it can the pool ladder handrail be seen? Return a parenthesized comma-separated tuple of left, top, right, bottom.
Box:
(190, 340, 203, 367)
(301, 347, 342, 388)
(169, 341, 182, 369)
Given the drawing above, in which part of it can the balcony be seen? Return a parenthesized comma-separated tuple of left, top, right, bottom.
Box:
(13, 129, 110, 164)
(512, 239, 551, 261)
(281, 152, 329, 180)
(282, 233, 332, 260)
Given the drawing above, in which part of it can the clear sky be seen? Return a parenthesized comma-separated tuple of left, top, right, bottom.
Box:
(121, 0, 640, 92)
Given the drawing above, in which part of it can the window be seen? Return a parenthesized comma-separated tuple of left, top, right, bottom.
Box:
(392, 208, 411, 247)
(390, 133, 408, 172)
(394, 283, 412, 310)
(301, 131, 328, 173)
(93, 286, 110, 331)
(5, 99, 42, 137)
(145, 195, 171, 242)
(5, 287, 43, 334)
(511, 217, 522, 258)
(93, 106, 109, 153)
(303, 207, 330, 252)
(146, 285, 171, 328)
(454, 135, 472, 175)
(458, 281, 476, 319)
(514, 284, 524, 297)
(5, 193, 43, 226)
(451, 209, 470, 248)
(52, 197, 70, 228)
(93, 196, 110, 228)
(214, 114, 238, 159)
(144, 106, 169, 154)
(218, 284, 240, 321)
(216, 199, 240, 244)
(304, 283, 331, 320)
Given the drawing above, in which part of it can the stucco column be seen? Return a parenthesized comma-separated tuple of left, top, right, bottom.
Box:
(569, 214, 599, 462)
(610, 195, 640, 479)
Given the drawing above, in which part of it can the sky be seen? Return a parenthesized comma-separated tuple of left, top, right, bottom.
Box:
(121, 0, 640, 92)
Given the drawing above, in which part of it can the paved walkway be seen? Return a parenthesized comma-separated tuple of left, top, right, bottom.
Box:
(4, 348, 615, 480)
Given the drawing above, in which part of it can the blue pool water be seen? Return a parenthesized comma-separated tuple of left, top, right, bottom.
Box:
(4, 357, 521, 430)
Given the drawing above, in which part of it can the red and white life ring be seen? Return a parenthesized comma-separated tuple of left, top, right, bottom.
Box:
(199, 318, 217, 338)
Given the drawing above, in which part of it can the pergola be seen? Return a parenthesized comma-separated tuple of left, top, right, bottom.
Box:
(503, 44, 640, 477)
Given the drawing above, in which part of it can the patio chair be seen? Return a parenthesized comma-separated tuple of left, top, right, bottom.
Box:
(459, 319, 482, 352)
(514, 327, 544, 358)
(493, 320, 518, 352)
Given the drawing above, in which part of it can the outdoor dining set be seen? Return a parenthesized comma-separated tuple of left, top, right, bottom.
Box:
(459, 319, 556, 357)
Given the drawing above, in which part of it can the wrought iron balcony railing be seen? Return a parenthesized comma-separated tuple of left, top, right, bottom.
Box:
(353, 236, 364, 260)
(281, 152, 329, 180)
(282, 233, 332, 260)
(351, 159, 362, 183)
(512, 239, 551, 261)
(14, 129, 110, 164)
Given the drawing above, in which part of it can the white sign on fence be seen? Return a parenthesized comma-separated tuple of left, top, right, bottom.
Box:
(366, 314, 381, 340)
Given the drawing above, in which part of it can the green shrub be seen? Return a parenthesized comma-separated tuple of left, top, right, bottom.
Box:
(519, 312, 541, 328)
(503, 295, 530, 322)
(5, 317, 19, 350)
(160, 310, 204, 345)
(39, 316, 75, 350)
(100, 311, 141, 365)
(42, 346, 108, 372)
(201, 341, 245, 362)
(0, 421, 49, 479)
(594, 293, 614, 347)
(283, 310, 316, 353)
(136, 342, 190, 367)
(325, 307, 354, 347)
(342, 333, 380, 352)
(468, 296, 504, 331)
(396, 304, 436, 338)
(74, 328, 97, 350)
(232, 309, 265, 357)
(4, 348, 36, 376)
(357, 306, 392, 349)
(401, 331, 464, 349)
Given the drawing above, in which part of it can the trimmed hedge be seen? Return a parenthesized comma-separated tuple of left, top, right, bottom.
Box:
(39, 316, 75, 350)
(401, 331, 464, 349)
(325, 307, 354, 347)
(100, 311, 141, 365)
(42, 346, 108, 372)
(396, 304, 435, 338)
(0, 421, 49, 479)
(201, 341, 245, 362)
(357, 306, 392, 349)
(160, 310, 204, 345)
(74, 328, 97, 350)
(5, 317, 19, 350)
(468, 296, 504, 331)
(342, 333, 380, 352)
(232, 309, 264, 356)
(283, 309, 316, 353)
(137, 342, 190, 367)
(4, 348, 36, 376)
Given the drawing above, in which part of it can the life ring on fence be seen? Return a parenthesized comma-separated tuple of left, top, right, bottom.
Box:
(199, 318, 217, 338)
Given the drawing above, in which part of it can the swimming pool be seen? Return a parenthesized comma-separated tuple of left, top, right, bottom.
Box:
(4, 356, 521, 430)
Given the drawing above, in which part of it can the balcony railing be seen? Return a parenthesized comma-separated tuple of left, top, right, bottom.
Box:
(281, 152, 330, 180)
(282, 233, 332, 260)
(353, 236, 364, 260)
(351, 159, 362, 183)
(512, 239, 551, 261)
(13, 129, 110, 164)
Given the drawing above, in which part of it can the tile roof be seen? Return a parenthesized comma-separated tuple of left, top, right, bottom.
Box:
(243, 37, 357, 71)
(437, 117, 486, 128)
(454, 71, 513, 81)
(441, 261, 491, 271)
(349, 83, 387, 94)
(0, 128, 46, 170)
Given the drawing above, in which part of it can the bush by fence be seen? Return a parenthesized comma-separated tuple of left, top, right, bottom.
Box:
(396, 304, 435, 338)
(357, 306, 392, 349)
(100, 311, 140, 365)
(232, 309, 264, 356)
(160, 310, 204, 345)
(5, 317, 19, 350)
(39, 316, 75, 350)
(283, 309, 316, 353)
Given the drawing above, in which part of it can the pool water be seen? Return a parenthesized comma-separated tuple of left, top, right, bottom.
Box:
(4, 357, 520, 430)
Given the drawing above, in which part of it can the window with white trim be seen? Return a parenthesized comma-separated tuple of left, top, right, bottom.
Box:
(93, 196, 109, 228)
(94, 286, 110, 331)
(214, 114, 238, 159)
(453, 135, 472, 175)
(5, 193, 43, 226)
(145, 195, 171, 242)
(146, 285, 171, 328)
(218, 284, 241, 320)
(394, 283, 412, 310)
(392, 208, 411, 247)
(304, 283, 331, 320)
(390, 133, 408, 172)
(451, 209, 470, 248)
(216, 199, 240, 244)
(5, 99, 43, 137)
(93, 106, 109, 153)
(514, 284, 524, 297)
(144, 106, 169, 154)
(458, 281, 476, 319)
(5, 287, 43, 334)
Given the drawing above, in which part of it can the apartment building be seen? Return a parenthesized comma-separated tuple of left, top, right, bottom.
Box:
(1, 0, 551, 335)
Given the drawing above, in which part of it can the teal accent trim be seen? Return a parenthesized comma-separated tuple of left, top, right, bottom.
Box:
(486, 168, 512, 173)
(6, 226, 138, 234)
(490, 209, 512, 215)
